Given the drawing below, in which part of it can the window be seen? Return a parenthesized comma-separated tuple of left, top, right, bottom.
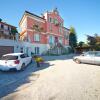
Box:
(54, 19, 58, 25)
(49, 35, 54, 44)
(1, 24, 3, 28)
(84, 51, 95, 56)
(59, 27, 62, 34)
(20, 47, 23, 53)
(64, 32, 69, 39)
(49, 24, 52, 31)
(34, 34, 40, 42)
(35, 47, 40, 54)
(8, 26, 10, 30)
(24, 54, 29, 57)
(48, 17, 51, 22)
(0, 55, 18, 60)
(60, 23, 63, 27)
(95, 52, 100, 57)
(20, 54, 26, 58)
(59, 37, 63, 44)
(4, 25, 8, 30)
(27, 35, 31, 42)
(49, 17, 53, 23)
(49, 17, 52, 23)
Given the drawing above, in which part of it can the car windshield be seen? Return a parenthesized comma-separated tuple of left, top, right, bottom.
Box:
(0, 55, 18, 60)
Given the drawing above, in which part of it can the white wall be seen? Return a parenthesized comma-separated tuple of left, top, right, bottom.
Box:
(0, 39, 49, 56)
(32, 43, 48, 54)
(0, 39, 70, 56)
(0, 39, 21, 52)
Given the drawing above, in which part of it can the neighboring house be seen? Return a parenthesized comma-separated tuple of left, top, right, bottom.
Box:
(0, 20, 19, 57)
(19, 8, 70, 55)
(0, 21, 18, 40)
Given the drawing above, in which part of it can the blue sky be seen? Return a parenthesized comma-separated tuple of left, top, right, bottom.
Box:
(0, 0, 100, 42)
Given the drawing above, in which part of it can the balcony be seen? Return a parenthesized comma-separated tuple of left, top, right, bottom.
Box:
(55, 23, 59, 26)
(0, 30, 15, 40)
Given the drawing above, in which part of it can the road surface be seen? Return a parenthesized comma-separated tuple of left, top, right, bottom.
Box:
(0, 55, 100, 100)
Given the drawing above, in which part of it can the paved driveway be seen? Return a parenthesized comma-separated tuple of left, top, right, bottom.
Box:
(1, 55, 100, 100)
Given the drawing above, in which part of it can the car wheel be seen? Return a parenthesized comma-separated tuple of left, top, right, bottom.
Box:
(21, 63, 25, 71)
(75, 59, 81, 64)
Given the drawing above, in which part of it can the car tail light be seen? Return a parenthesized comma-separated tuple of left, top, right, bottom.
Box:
(14, 60, 20, 64)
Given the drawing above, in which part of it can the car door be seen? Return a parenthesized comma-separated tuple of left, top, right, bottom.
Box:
(24, 54, 30, 65)
(80, 52, 95, 64)
(20, 54, 27, 66)
(94, 52, 100, 65)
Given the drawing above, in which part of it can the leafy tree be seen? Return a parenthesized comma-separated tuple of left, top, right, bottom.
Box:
(0, 18, 2, 22)
(69, 27, 77, 52)
(87, 35, 96, 46)
(78, 41, 85, 47)
(11, 28, 18, 40)
(87, 34, 100, 50)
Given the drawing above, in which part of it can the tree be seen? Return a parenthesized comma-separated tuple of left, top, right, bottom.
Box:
(0, 18, 2, 22)
(78, 41, 85, 47)
(11, 28, 18, 40)
(87, 34, 100, 50)
(87, 35, 96, 46)
(69, 26, 77, 52)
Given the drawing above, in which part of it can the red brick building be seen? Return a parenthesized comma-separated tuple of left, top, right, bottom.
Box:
(19, 8, 70, 55)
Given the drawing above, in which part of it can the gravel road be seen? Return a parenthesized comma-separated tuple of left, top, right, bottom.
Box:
(1, 55, 100, 100)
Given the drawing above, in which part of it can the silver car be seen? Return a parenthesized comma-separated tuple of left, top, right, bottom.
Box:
(73, 51, 100, 65)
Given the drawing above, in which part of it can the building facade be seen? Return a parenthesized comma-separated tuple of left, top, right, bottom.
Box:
(0, 21, 18, 40)
(0, 20, 19, 56)
(19, 8, 70, 55)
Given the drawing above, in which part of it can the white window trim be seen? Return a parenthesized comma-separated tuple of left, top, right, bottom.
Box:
(34, 34, 40, 42)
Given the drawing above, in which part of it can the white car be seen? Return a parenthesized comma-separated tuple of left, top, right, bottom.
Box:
(73, 51, 100, 65)
(0, 53, 32, 71)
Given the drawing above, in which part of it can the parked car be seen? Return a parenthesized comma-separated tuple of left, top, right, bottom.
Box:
(0, 53, 32, 71)
(73, 51, 100, 65)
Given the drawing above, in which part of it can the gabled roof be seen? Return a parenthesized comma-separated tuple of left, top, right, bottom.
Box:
(0, 21, 17, 28)
(25, 11, 44, 20)
(19, 10, 45, 25)
(63, 27, 70, 31)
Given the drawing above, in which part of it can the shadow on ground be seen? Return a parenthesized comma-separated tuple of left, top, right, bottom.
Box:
(42, 54, 78, 61)
(0, 54, 77, 98)
(0, 61, 54, 98)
